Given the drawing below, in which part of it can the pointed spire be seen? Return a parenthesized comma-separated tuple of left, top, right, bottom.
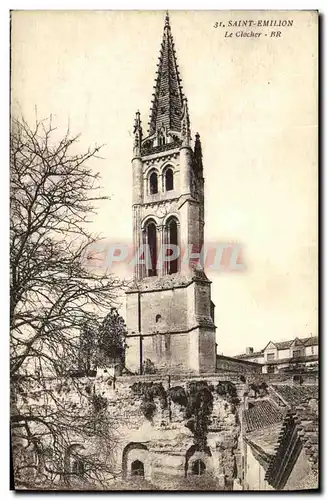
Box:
(133, 110, 143, 157)
(194, 133, 203, 175)
(181, 97, 191, 146)
(148, 12, 185, 136)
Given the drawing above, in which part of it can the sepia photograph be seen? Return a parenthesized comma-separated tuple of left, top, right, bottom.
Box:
(10, 10, 318, 491)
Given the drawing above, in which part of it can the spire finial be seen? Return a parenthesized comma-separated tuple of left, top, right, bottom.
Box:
(165, 11, 170, 29)
(134, 110, 141, 131)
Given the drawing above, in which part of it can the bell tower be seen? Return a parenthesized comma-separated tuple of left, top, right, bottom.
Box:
(125, 12, 216, 374)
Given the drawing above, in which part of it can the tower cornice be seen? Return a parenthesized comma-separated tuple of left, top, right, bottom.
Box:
(141, 147, 180, 162)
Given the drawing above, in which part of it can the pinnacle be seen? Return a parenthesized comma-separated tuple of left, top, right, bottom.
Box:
(164, 11, 170, 29)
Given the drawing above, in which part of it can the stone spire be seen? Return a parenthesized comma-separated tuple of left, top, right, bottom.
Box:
(148, 12, 184, 136)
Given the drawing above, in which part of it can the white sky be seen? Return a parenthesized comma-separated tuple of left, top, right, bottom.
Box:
(11, 10, 318, 356)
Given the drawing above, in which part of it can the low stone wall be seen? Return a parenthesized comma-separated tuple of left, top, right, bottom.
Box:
(247, 372, 318, 385)
(216, 355, 262, 374)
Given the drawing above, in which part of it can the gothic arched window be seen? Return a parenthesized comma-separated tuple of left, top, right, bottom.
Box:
(149, 172, 158, 195)
(165, 168, 174, 191)
(145, 220, 157, 277)
(165, 217, 179, 275)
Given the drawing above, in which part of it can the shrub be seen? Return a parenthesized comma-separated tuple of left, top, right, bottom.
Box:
(168, 386, 188, 407)
(215, 382, 226, 396)
(143, 359, 156, 374)
(130, 381, 167, 416)
(140, 401, 157, 421)
(185, 418, 195, 433)
(90, 393, 108, 413)
(186, 381, 213, 450)
(151, 383, 168, 409)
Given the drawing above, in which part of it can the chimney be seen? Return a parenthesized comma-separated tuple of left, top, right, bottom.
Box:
(246, 347, 254, 355)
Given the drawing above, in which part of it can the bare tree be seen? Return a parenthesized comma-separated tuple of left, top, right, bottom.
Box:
(10, 116, 125, 489)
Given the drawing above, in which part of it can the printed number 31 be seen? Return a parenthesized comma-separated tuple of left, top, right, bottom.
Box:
(214, 22, 224, 28)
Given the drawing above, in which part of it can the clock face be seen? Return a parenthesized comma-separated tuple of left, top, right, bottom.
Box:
(155, 204, 167, 219)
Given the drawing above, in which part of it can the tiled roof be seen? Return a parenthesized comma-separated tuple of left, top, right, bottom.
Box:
(243, 399, 284, 433)
(303, 336, 319, 347)
(265, 406, 319, 487)
(246, 422, 283, 457)
(271, 384, 318, 408)
(291, 338, 305, 347)
(274, 340, 293, 349)
(272, 336, 318, 350)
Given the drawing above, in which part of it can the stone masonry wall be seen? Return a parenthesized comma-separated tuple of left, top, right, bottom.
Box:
(125, 278, 216, 374)
(15, 373, 243, 490)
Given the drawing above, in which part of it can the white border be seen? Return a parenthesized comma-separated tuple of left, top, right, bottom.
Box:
(2, 1, 324, 499)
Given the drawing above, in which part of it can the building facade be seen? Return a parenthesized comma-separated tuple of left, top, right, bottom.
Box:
(125, 13, 216, 375)
(235, 336, 318, 374)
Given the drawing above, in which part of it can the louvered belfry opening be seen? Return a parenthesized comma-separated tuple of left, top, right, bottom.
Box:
(165, 168, 174, 191)
(148, 12, 184, 136)
(146, 221, 157, 277)
(166, 216, 179, 275)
